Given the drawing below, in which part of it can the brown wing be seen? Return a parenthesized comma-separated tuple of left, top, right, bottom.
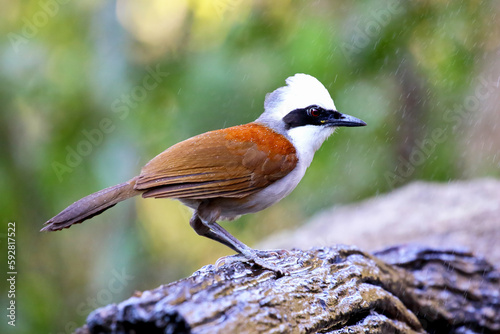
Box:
(135, 123, 298, 199)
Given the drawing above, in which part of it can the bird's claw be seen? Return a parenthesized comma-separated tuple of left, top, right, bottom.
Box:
(255, 248, 291, 258)
(215, 249, 291, 276)
(242, 249, 290, 276)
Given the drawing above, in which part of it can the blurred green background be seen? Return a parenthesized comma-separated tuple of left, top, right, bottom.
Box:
(1, 0, 500, 332)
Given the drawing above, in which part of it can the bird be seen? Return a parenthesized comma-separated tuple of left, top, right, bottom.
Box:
(42, 73, 366, 273)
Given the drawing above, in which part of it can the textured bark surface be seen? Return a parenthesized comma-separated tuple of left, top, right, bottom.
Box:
(76, 245, 500, 334)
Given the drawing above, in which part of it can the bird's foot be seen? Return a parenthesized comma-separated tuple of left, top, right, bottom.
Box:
(246, 250, 290, 276)
(255, 249, 291, 258)
(216, 249, 291, 276)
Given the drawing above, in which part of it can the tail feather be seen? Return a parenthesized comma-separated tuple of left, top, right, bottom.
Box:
(41, 178, 141, 232)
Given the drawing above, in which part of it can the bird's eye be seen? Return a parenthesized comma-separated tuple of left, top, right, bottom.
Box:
(308, 107, 320, 117)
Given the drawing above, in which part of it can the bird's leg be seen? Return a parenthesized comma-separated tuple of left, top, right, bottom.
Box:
(189, 214, 255, 255)
(205, 220, 288, 275)
(190, 208, 287, 275)
(189, 214, 240, 253)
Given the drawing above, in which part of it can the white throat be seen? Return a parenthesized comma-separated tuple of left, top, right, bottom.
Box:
(287, 125, 336, 167)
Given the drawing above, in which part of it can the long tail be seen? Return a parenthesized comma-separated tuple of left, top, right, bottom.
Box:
(41, 178, 141, 232)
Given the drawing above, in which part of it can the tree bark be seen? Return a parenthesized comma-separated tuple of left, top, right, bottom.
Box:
(75, 245, 500, 334)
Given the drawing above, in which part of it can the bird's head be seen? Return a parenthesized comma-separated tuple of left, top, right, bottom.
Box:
(256, 73, 366, 155)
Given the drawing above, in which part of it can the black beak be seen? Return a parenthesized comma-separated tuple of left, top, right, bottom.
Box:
(327, 112, 366, 127)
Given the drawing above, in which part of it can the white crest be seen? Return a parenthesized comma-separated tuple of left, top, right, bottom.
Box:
(258, 74, 337, 125)
(256, 73, 339, 167)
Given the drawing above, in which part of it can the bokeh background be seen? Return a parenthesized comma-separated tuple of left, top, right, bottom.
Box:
(1, 0, 500, 333)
